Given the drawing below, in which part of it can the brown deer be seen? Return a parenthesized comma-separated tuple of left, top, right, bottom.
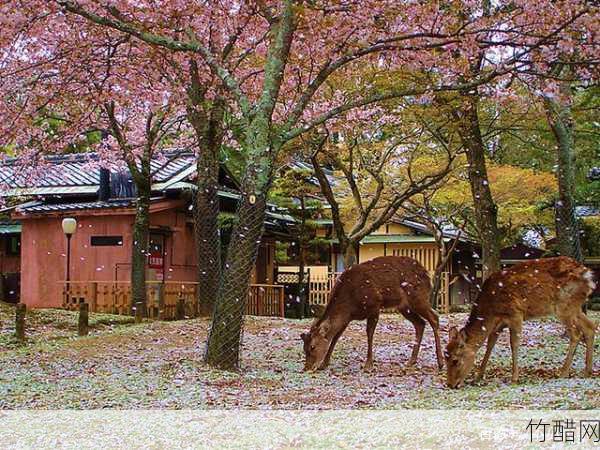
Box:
(446, 256, 597, 388)
(301, 256, 444, 371)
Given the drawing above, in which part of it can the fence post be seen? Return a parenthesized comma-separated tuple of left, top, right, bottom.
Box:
(78, 302, 89, 336)
(90, 282, 98, 312)
(15, 303, 26, 343)
(176, 296, 186, 320)
(257, 286, 264, 316)
(158, 284, 165, 320)
(279, 287, 285, 318)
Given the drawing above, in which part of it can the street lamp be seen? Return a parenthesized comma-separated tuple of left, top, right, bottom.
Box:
(62, 217, 77, 283)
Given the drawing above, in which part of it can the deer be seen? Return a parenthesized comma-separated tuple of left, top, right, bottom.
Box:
(301, 256, 444, 371)
(446, 256, 597, 388)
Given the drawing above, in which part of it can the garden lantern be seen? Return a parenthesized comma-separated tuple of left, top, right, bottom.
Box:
(61, 217, 77, 282)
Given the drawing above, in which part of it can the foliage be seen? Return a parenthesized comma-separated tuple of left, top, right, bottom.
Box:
(434, 163, 557, 245)
(271, 167, 328, 265)
(580, 217, 600, 257)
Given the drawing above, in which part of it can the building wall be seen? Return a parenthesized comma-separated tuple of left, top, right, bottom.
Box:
(358, 242, 440, 272)
(371, 223, 412, 235)
(18, 206, 277, 309)
(19, 207, 196, 308)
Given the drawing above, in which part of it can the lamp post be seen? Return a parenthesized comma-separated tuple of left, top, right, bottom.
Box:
(62, 218, 77, 283)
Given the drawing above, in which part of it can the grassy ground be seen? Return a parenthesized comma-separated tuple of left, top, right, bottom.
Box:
(0, 302, 598, 409)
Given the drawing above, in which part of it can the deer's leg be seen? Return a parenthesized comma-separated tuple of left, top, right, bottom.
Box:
(319, 325, 347, 370)
(560, 319, 582, 378)
(509, 325, 522, 383)
(421, 307, 444, 370)
(401, 309, 425, 366)
(577, 313, 596, 377)
(364, 314, 379, 371)
(476, 328, 501, 382)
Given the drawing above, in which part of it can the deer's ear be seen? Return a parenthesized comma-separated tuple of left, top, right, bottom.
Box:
(300, 332, 309, 342)
(449, 326, 460, 341)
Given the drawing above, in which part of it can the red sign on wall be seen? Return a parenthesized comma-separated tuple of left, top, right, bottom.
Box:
(148, 253, 164, 269)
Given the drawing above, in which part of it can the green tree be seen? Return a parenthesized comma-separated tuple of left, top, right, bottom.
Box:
(271, 167, 325, 317)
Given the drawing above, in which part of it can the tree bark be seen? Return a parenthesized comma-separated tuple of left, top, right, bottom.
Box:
(342, 241, 359, 268)
(205, 187, 269, 369)
(194, 157, 221, 316)
(543, 91, 582, 261)
(454, 94, 501, 279)
(205, 113, 277, 369)
(131, 186, 150, 317)
(186, 63, 225, 315)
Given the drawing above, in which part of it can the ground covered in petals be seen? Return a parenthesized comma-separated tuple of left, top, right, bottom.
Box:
(1, 302, 598, 409)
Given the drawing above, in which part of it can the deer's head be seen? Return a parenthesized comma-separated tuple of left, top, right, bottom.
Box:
(445, 326, 476, 388)
(301, 320, 331, 371)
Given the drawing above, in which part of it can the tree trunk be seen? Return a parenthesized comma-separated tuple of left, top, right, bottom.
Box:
(342, 241, 358, 268)
(194, 157, 221, 316)
(205, 188, 269, 369)
(297, 241, 308, 319)
(205, 118, 275, 369)
(131, 187, 151, 317)
(186, 64, 226, 316)
(455, 95, 501, 279)
(544, 93, 582, 261)
(429, 263, 445, 308)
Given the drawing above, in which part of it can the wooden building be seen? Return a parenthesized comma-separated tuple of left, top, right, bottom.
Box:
(0, 152, 292, 312)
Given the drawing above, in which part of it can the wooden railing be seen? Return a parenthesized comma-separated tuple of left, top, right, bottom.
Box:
(246, 284, 285, 317)
(61, 281, 286, 319)
(62, 281, 198, 320)
(309, 272, 342, 306)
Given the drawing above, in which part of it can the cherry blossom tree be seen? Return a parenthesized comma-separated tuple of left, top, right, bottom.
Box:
(2, 0, 597, 369)
(0, 16, 190, 315)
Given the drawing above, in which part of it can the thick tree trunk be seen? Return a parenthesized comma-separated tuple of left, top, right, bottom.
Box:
(455, 95, 501, 279)
(205, 121, 275, 369)
(205, 188, 269, 369)
(186, 64, 225, 316)
(544, 94, 582, 261)
(131, 187, 150, 317)
(194, 157, 221, 316)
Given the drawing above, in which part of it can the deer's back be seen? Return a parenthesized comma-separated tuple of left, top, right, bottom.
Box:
(474, 257, 593, 321)
(329, 256, 430, 319)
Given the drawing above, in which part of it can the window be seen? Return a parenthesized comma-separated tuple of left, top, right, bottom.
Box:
(6, 235, 20, 255)
(91, 236, 123, 247)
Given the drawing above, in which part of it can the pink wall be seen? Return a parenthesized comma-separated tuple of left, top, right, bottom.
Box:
(17, 201, 198, 308)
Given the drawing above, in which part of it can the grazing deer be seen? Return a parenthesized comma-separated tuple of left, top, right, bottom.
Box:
(301, 256, 444, 371)
(446, 256, 597, 388)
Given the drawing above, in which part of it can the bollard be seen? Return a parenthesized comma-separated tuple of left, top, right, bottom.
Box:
(15, 303, 26, 343)
(78, 302, 89, 336)
(176, 297, 186, 320)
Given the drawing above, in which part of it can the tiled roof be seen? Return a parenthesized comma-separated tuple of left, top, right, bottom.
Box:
(0, 151, 198, 197)
(16, 199, 135, 214)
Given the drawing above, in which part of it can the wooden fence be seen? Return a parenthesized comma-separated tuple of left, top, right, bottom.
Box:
(246, 284, 285, 317)
(306, 271, 451, 313)
(308, 271, 341, 306)
(61, 281, 285, 319)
